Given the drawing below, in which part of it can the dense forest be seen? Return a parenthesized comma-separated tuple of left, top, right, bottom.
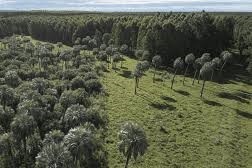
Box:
(0, 11, 252, 68)
(0, 11, 251, 168)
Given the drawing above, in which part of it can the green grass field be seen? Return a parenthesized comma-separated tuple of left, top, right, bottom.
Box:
(103, 57, 251, 168)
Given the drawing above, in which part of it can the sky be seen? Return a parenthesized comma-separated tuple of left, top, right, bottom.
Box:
(0, 0, 252, 12)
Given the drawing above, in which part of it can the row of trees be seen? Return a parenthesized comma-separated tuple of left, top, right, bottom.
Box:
(131, 50, 233, 97)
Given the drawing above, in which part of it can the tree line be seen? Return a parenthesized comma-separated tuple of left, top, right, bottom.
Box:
(0, 11, 251, 67)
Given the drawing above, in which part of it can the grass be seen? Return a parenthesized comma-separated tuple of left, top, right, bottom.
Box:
(103, 57, 251, 168)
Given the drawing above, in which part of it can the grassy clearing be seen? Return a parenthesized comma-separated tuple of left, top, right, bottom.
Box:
(103, 57, 251, 168)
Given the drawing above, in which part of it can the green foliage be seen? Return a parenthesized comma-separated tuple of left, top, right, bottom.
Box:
(118, 122, 148, 168)
(200, 62, 213, 80)
(0, 35, 107, 167)
(36, 142, 73, 168)
(4, 70, 21, 88)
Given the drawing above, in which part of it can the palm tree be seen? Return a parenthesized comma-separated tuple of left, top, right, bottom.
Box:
(25, 42, 35, 57)
(220, 51, 233, 75)
(135, 50, 143, 61)
(152, 55, 162, 83)
(41, 57, 51, 71)
(64, 123, 96, 167)
(192, 58, 202, 85)
(112, 53, 121, 71)
(171, 57, 184, 89)
(42, 130, 65, 146)
(0, 106, 14, 131)
(183, 53, 195, 85)
(36, 142, 73, 168)
(0, 85, 15, 110)
(57, 42, 63, 53)
(0, 132, 15, 168)
(133, 62, 149, 94)
(17, 99, 48, 139)
(120, 44, 129, 68)
(59, 50, 72, 71)
(118, 122, 148, 168)
(200, 62, 213, 97)
(31, 78, 49, 95)
(211, 57, 222, 81)
(11, 113, 36, 168)
(4, 70, 22, 88)
(198, 53, 212, 83)
(105, 46, 112, 64)
(38, 47, 51, 72)
(64, 104, 87, 131)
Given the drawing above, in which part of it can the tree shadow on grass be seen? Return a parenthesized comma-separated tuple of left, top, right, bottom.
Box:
(174, 89, 190, 96)
(154, 78, 164, 82)
(203, 99, 222, 106)
(121, 66, 128, 70)
(161, 96, 177, 103)
(236, 109, 252, 119)
(238, 90, 251, 95)
(119, 70, 132, 79)
(149, 102, 176, 110)
(234, 92, 251, 100)
(217, 92, 250, 104)
(112, 67, 120, 71)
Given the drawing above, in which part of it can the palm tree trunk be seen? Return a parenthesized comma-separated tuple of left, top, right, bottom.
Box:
(183, 64, 189, 85)
(197, 71, 201, 84)
(153, 67, 156, 83)
(219, 61, 226, 75)
(3, 100, 6, 110)
(211, 69, 214, 81)
(7, 139, 14, 168)
(134, 77, 137, 95)
(23, 137, 28, 168)
(200, 80, 206, 98)
(219, 61, 226, 82)
(192, 69, 198, 85)
(171, 68, 177, 89)
(239, 49, 243, 57)
(39, 59, 42, 72)
(125, 147, 132, 168)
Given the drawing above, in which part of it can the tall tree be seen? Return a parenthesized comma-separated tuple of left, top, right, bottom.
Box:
(200, 62, 213, 97)
(192, 58, 202, 85)
(118, 122, 148, 168)
(211, 57, 222, 81)
(56, 42, 63, 54)
(36, 142, 73, 168)
(133, 62, 149, 94)
(11, 113, 36, 168)
(220, 50, 233, 75)
(152, 55, 162, 83)
(171, 57, 184, 89)
(183, 53, 195, 85)
(64, 123, 97, 167)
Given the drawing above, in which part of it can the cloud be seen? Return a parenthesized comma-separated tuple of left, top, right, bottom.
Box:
(0, 0, 16, 4)
(0, 0, 252, 12)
